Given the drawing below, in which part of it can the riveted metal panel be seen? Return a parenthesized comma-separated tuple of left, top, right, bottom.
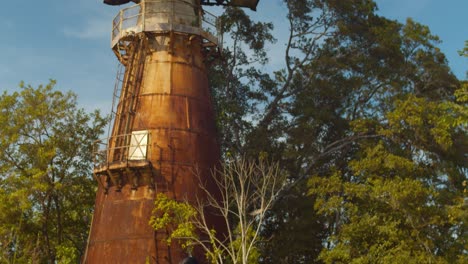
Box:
(85, 15, 221, 263)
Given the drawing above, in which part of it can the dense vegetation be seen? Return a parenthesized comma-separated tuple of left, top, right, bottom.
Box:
(209, 1, 467, 263)
(0, 0, 466, 263)
(0, 81, 106, 263)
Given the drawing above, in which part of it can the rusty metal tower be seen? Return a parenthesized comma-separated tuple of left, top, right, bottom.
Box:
(83, 0, 259, 263)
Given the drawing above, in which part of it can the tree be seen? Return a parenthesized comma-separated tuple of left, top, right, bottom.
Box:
(309, 87, 467, 263)
(0, 80, 106, 263)
(207, 0, 465, 262)
(149, 158, 285, 264)
(458, 40, 468, 58)
(208, 6, 275, 156)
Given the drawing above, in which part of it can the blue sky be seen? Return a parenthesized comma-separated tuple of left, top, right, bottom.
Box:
(0, 0, 467, 113)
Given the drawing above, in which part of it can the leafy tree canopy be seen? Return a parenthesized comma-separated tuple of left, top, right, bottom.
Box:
(207, 0, 467, 262)
(0, 80, 106, 263)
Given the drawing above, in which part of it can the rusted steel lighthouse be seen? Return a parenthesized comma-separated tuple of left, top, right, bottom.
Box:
(84, 0, 258, 263)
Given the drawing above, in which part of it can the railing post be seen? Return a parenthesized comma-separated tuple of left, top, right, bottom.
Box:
(141, 1, 145, 32)
(171, 0, 174, 31)
(111, 21, 114, 44)
(107, 136, 112, 165)
(217, 17, 222, 50)
(198, 2, 202, 28)
(119, 10, 123, 40)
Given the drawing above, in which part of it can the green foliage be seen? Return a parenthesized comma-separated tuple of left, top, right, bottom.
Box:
(210, 1, 466, 263)
(149, 193, 197, 251)
(230, 226, 260, 264)
(55, 244, 78, 264)
(381, 94, 467, 150)
(150, 158, 283, 264)
(208, 7, 276, 157)
(458, 40, 468, 58)
(149, 194, 264, 264)
(0, 80, 106, 263)
(309, 89, 467, 263)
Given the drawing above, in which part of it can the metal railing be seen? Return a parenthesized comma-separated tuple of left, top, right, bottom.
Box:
(111, 0, 220, 48)
(93, 131, 151, 169)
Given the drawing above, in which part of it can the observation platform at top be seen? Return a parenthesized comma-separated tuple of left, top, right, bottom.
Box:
(111, 0, 221, 50)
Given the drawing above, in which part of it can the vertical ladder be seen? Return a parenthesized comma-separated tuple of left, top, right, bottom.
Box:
(107, 62, 125, 140)
(108, 35, 147, 163)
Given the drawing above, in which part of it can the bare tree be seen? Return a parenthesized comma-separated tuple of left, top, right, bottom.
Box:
(150, 158, 286, 264)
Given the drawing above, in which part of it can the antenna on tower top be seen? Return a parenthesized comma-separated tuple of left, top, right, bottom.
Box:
(104, 0, 260, 11)
(103, 0, 139, 6)
(202, 0, 260, 11)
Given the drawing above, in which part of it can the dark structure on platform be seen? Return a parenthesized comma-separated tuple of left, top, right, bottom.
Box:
(104, 0, 259, 10)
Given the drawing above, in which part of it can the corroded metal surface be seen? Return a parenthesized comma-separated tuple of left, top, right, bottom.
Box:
(110, 0, 220, 49)
(84, 1, 220, 262)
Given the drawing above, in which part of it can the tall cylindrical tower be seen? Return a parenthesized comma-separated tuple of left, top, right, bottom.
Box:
(84, 1, 221, 263)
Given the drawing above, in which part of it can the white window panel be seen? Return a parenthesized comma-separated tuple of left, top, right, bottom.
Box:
(128, 130, 148, 160)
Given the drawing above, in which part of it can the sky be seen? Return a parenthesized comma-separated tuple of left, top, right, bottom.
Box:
(0, 0, 467, 114)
